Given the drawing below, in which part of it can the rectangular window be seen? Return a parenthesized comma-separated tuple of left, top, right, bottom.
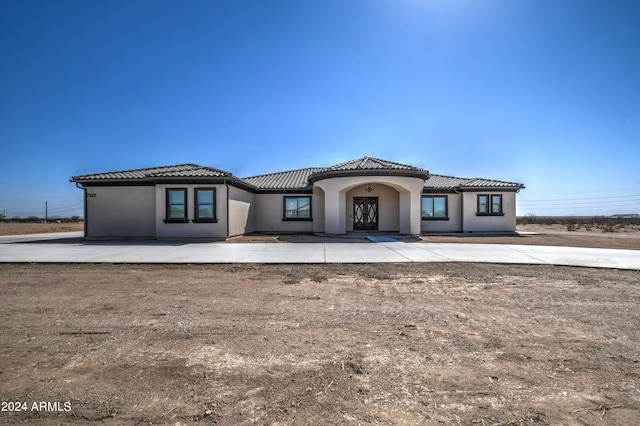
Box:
(283, 196, 311, 220)
(491, 194, 503, 214)
(478, 195, 489, 214)
(477, 194, 503, 216)
(165, 188, 188, 222)
(194, 188, 217, 222)
(421, 195, 448, 219)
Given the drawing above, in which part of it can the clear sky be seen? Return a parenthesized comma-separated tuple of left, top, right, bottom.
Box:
(1, 0, 638, 218)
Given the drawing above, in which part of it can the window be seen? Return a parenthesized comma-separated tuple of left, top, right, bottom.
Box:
(283, 196, 311, 220)
(491, 195, 503, 214)
(422, 195, 448, 219)
(194, 188, 217, 223)
(477, 194, 503, 216)
(165, 188, 188, 222)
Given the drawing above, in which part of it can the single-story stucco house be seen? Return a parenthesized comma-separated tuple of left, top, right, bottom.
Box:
(71, 156, 524, 239)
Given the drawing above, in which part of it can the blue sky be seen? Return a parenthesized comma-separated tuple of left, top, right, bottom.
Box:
(1, 0, 638, 218)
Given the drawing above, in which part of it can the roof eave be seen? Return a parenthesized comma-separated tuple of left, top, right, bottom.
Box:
(422, 188, 460, 193)
(70, 179, 155, 186)
(457, 185, 525, 191)
(308, 169, 430, 183)
(255, 187, 314, 194)
(72, 176, 259, 191)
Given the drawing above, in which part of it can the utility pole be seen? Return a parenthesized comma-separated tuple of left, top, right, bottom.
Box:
(45, 201, 48, 223)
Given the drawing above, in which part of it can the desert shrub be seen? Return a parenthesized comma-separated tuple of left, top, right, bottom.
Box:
(518, 215, 639, 228)
(597, 222, 619, 233)
(566, 222, 577, 231)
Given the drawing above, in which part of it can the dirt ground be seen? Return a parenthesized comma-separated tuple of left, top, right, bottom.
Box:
(2, 222, 640, 250)
(230, 224, 640, 250)
(1, 263, 638, 425)
(419, 224, 640, 250)
(0, 222, 83, 236)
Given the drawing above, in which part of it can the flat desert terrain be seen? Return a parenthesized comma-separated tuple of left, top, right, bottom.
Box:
(0, 222, 83, 236)
(2, 222, 639, 250)
(230, 224, 640, 250)
(1, 263, 638, 425)
(421, 224, 640, 250)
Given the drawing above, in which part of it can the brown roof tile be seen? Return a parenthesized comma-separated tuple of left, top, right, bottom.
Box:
(424, 174, 525, 190)
(72, 164, 232, 181)
(242, 167, 325, 190)
(71, 158, 524, 191)
(328, 156, 428, 172)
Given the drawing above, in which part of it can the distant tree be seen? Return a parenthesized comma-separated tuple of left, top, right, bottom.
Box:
(70, 216, 80, 222)
(525, 213, 537, 224)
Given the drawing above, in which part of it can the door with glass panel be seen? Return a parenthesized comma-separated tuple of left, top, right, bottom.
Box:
(353, 197, 378, 230)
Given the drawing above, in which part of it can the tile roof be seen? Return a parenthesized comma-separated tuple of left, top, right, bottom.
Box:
(327, 156, 428, 172)
(242, 167, 325, 190)
(424, 174, 525, 190)
(242, 157, 430, 190)
(422, 174, 470, 189)
(71, 164, 232, 182)
(71, 158, 524, 191)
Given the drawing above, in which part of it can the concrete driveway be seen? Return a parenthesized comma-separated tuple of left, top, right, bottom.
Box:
(0, 232, 638, 270)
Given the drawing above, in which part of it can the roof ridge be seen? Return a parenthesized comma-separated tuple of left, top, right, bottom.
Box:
(327, 156, 427, 171)
(144, 163, 233, 176)
(327, 157, 360, 169)
(370, 156, 429, 170)
(71, 162, 236, 181)
(196, 164, 234, 175)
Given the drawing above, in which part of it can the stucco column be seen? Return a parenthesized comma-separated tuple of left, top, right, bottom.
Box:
(399, 183, 424, 236)
(323, 189, 346, 234)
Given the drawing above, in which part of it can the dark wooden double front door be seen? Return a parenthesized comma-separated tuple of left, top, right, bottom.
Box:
(353, 197, 378, 230)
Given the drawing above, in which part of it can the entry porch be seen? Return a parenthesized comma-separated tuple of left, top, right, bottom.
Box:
(312, 176, 425, 236)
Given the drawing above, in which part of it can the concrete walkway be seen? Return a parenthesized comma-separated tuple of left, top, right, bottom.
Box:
(0, 232, 638, 270)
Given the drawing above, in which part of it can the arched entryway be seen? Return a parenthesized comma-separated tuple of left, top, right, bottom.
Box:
(313, 175, 425, 236)
(345, 183, 399, 232)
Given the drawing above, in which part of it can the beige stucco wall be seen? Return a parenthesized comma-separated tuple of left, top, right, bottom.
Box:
(228, 186, 255, 236)
(421, 192, 461, 233)
(85, 186, 156, 238)
(312, 187, 325, 233)
(155, 184, 228, 238)
(313, 176, 424, 235)
(254, 193, 314, 233)
(345, 184, 399, 232)
(84, 181, 519, 238)
(462, 191, 518, 232)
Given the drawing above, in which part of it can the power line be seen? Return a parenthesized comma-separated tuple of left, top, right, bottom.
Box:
(520, 203, 640, 210)
(48, 205, 82, 213)
(519, 194, 639, 202)
(518, 199, 639, 206)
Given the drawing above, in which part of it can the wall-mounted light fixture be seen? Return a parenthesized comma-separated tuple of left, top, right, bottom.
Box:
(365, 183, 374, 193)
